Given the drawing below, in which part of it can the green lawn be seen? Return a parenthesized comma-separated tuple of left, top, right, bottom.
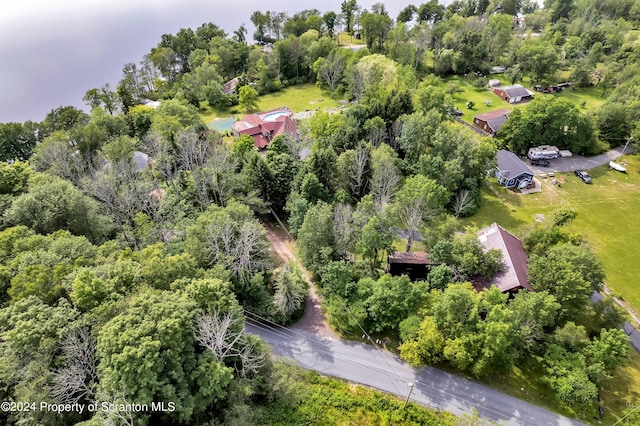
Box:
(199, 83, 340, 125)
(444, 74, 611, 126)
(463, 156, 640, 314)
(554, 85, 610, 110)
(445, 75, 516, 123)
(256, 83, 340, 112)
(337, 31, 366, 46)
(460, 156, 640, 422)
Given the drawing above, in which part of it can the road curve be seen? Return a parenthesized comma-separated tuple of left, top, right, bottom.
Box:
(247, 321, 586, 426)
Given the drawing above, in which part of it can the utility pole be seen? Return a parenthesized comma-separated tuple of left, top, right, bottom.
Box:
(403, 380, 416, 410)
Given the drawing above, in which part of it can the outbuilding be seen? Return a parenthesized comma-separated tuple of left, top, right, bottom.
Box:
(473, 109, 511, 136)
(386, 252, 431, 281)
(492, 84, 533, 104)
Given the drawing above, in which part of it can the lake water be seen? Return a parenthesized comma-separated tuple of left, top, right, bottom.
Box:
(0, 0, 416, 123)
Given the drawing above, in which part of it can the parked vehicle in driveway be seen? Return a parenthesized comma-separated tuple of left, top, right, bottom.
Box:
(531, 159, 550, 167)
(574, 170, 592, 184)
(528, 145, 560, 160)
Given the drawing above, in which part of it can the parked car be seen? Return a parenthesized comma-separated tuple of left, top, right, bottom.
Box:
(574, 170, 592, 184)
(447, 108, 463, 116)
(531, 159, 550, 167)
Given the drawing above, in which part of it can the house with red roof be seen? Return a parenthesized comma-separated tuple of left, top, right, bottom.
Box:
(231, 107, 297, 150)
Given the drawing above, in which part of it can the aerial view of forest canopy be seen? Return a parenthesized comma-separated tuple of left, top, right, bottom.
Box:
(2, 0, 640, 425)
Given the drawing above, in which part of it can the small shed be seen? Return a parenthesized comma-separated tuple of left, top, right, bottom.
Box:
(386, 252, 430, 281)
(495, 150, 534, 189)
(493, 84, 533, 104)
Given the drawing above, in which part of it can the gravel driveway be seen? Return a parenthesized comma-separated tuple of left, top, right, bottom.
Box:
(528, 145, 634, 174)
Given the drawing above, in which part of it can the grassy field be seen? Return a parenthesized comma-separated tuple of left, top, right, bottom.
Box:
(199, 83, 340, 125)
(459, 156, 640, 423)
(256, 83, 340, 112)
(445, 74, 611, 125)
(445, 75, 516, 123)
(463, 155, 640, 313)
(337, 31, 366, 46)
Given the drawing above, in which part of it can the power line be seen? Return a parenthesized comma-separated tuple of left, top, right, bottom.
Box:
(243, 310, 406, 380)
(244, 309, 544, 425)
(344, 305, 406, 383)
(413, 380, 538, 426)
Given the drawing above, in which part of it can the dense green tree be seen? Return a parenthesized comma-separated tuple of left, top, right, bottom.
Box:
(266, 152, 298, 212)
(363, 274, 429, 333)
(42, 105, 89, 135)
(499, 97, 602, 155)
(517, 39, 560, 83)
(397, 5, 418, 22)
(529, 243, 604, 321)
(542, 344, 598, 406)
(97, 289, 234, 424)
(393, 175, 448, 251)
(0, 122, 40, 161)
(341, 0, 359, 34)
(272, 262, 308, 321)
(297, 202, 336, 276)
(285, 192, 311, 237)
(239, 85, 259, 113)
(596, 102, 632, 144)
(0, 296, 80, 425)
(417, 0, 445, 24)
(355, 214, 394, 266)
(4, 174, 113, 243)
(360, 5, 393, 51)
(323, 11, 338, 38)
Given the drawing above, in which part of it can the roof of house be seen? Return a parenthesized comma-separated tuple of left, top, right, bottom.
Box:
(222, 77, 239, 95)
(232, 109, 297, 149)
(388, 251, 430, 265)
(496, 149, 534, 178)
(474, 109, 512, 133)
(500, 84, 532, 98)
(477, 223, 532, 292)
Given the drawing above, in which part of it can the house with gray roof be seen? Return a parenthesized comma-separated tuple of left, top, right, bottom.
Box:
(477, 223, 532, 293)
(495, 149, 534, 189)
(493, 84, 533, 103)
(473, 109, 511, 136)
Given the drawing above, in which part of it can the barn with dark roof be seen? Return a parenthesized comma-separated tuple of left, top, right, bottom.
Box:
(493, 84, 533, 104)
(473, 109, 511, 136)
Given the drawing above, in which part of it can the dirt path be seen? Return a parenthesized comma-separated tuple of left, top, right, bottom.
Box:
(263, 222, 338, 339)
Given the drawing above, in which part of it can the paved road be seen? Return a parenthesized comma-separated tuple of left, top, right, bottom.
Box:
(529, 145, 634, 174)
(247, 321, 586, 426)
